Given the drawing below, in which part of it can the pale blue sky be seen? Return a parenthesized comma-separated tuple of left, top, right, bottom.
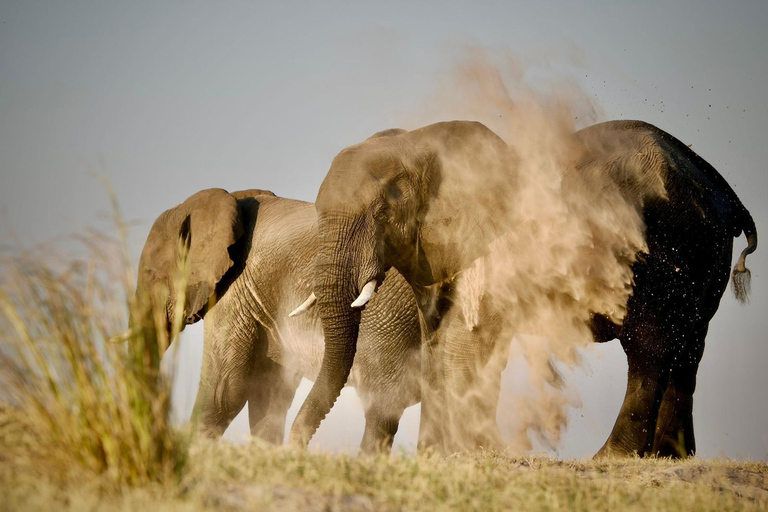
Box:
(1, 0, 766, 458)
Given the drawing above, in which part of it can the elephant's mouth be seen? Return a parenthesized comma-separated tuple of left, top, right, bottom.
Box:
(290, 271, 386, 317)
(351, 263, 390, 309)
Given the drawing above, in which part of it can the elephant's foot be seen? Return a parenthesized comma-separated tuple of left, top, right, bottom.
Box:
(418, 387, 453, 455)
(653, 387, 695, 458)
(417, 417, 456, 455)
(360, 411, 400, 455)
(653, 431, 692, 459)
(249, 416, 286, 444)
(418, 419, 505, 455)
(445, 392, 506, 453)
(595, 418, 659, 459)
(192, 390, 245, 440)
(595, 400, 663, 459)
(417, 426, 450, 456)
(597, 354, 669, 459)
(194, 409, 236, 439)
(447, 408, 505, 452)
(594, 440, 640, 459)
(196, 423, 228, 439)
(468, 427, 505, 453)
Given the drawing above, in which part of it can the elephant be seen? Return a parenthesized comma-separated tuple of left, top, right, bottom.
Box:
(135, 188, 421, 453)
(288, 120, 757, 458)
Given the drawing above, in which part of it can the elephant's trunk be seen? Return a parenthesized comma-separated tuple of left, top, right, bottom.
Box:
(126, 279, 175, 365)
(289, 213, 370, 447)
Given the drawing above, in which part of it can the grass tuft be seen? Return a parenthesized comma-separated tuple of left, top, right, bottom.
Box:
(0, 234, 187, 488)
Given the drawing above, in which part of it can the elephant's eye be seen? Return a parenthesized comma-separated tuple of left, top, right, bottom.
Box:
(385, 182, 403, 201)
(373, 203, 389, 222)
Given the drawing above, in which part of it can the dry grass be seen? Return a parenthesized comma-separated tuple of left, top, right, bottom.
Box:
(0, 229, 765, 511)
(1, 438, 766, 511)
(0, 232, 187, 488)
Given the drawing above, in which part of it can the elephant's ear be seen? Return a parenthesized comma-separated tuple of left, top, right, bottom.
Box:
(138, 188, 244, 323)
(230, 189, 276, 200)
(366, 128, 408, 140)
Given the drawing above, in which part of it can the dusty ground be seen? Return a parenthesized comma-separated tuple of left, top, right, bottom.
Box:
(200, 459, 768, 511)
(3, 441, 766, 511)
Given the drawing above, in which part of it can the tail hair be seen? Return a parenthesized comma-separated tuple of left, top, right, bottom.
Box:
(731, 266, 751, 303)
(731, 220, 757, 304)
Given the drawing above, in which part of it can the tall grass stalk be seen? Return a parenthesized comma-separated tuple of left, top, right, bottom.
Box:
(0, 230, 187, 487)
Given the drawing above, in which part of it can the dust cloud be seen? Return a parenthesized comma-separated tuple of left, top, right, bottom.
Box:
(406, 47, 667, 453)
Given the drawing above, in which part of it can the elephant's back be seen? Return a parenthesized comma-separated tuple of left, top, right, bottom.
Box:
(579, 121, 738, 322)
(235, 194, 319, 301)
(576, 120, 740, 224)
(246, 196, 318, 254)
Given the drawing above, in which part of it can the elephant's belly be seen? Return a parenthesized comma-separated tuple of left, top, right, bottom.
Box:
(268, 322, 363, 389)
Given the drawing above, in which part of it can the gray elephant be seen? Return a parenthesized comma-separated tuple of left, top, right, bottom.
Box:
(288, 120, 756, 458)
(135, 188, 420, 452)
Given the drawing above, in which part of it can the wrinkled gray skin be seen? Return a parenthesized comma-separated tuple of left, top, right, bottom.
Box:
(289, 120, 757, 458)
(136, 189, 420, 453)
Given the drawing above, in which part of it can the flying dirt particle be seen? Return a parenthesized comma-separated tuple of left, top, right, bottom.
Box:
(411, 48, 663, 452)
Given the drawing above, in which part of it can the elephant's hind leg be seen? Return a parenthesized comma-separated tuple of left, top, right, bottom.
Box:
(247, 358, 302, 444)
(595, 313, 676, 458)
(652, 324, 706, 458)
(360, 405, 402, 455)
(595, 363, 668, 457)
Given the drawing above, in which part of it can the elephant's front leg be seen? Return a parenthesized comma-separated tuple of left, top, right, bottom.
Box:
(411, 284, 453, 454)
(193, 324, 255, 438)
(441, 305, 508, 452)
(417, 314, 449, 453)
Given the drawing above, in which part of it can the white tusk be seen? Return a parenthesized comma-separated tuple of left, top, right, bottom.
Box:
(350, 280, 377, 308)
(289, 293, 316, 317)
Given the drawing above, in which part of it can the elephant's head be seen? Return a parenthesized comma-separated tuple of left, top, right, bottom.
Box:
(289, 121, 515, 445)
(133, 188, 275, 351)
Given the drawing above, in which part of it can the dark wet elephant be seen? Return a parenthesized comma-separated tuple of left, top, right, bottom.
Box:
(288, 120, 756, 458)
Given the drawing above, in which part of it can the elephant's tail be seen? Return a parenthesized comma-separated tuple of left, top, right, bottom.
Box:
(731, 206, 757, 303)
